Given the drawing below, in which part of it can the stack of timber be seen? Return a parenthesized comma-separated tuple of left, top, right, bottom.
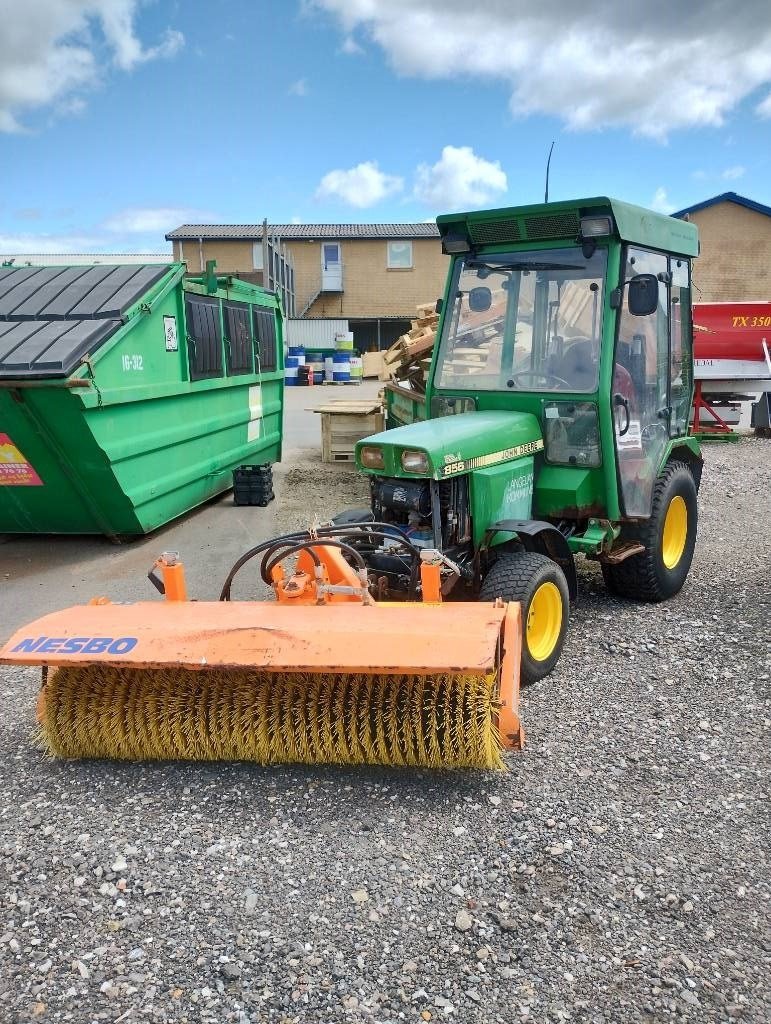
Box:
(379, 302, 438, 395)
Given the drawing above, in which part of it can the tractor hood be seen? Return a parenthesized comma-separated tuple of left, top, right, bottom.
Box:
(355, 410, 543, 480)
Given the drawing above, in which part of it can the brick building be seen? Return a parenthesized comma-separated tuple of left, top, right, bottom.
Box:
(165, 222, 449, 351)
(673, 192, 771, 301)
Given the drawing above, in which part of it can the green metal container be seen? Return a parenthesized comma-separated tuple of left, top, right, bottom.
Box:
(0, 263, 284, 536)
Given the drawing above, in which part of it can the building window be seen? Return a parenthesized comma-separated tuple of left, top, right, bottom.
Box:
(253, 243, 264, 271)
(387, 241, 413, 269)
(185, 295, 223, 381)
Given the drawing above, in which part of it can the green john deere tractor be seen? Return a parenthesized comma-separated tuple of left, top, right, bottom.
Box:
(342, 197, 703, 684)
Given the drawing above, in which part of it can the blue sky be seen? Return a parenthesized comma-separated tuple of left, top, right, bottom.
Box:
(2, 0, 770, 253)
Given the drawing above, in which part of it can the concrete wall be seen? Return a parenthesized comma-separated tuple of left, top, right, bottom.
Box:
(173, 237, 449, 319)
(687, 203, 771, 301)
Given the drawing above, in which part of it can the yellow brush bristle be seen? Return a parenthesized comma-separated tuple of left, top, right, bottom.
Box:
(40, 666, 505, 769)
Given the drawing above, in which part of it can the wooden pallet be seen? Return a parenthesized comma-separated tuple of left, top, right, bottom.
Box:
(313, 400, 385, 464)
(378, 300, 441, 385)
(383, 329, 436, 369)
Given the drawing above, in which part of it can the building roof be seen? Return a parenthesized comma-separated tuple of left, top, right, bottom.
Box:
(1, 254, 172, 266)
(166, 223, 440, 241)
(673, 191, 771, 219)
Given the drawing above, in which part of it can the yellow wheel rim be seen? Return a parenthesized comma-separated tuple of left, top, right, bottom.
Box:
(526, 581, 563, 662)
(662, 495, 688, 569)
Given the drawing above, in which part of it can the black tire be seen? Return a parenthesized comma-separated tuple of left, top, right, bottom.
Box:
(602, 460, 698, 602)
(479, 551, 569, 686)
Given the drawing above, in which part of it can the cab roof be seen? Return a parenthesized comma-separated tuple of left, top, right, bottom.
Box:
(436, 196, 699, 258)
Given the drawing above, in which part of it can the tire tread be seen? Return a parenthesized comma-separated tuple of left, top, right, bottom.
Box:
(602, 460, 696, 602)
(480, 551, 569, 686)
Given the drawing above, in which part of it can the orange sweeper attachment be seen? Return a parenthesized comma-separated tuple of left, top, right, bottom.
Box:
(0, 526, 524, 769)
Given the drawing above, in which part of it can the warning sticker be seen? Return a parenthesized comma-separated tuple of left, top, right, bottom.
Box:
(0, 433, 43, 486)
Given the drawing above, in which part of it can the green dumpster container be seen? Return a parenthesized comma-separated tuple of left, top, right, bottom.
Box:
(0, 262, 283, 536)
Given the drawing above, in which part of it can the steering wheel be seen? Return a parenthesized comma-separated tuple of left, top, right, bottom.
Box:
(507, 370, 571, 389)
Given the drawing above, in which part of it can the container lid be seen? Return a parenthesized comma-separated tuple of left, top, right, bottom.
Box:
(0, 264, 168, 378)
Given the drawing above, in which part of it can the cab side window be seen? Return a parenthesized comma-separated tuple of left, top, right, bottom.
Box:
(670, 260, 692, 436)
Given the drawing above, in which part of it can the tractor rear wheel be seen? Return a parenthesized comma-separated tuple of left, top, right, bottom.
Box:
(479, 552, 569, 686)
(602, 460, 698, 602)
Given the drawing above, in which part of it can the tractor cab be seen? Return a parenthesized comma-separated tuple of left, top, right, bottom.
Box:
(430, 198, 701, 525)
(354, 198, 703, 685)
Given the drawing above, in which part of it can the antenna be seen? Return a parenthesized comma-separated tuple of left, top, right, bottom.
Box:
(544, 140, 555, 203)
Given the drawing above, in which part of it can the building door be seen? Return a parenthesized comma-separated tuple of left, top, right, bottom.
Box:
(321, 243, 342, 291)
(613, 247, 670, 518)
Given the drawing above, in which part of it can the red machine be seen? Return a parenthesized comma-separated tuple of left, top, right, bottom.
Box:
(692, 302, 771, 436)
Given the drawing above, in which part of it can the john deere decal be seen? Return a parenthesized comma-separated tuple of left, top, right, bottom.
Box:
(0, 433, 42, 486)
(441, 439, 544, 477)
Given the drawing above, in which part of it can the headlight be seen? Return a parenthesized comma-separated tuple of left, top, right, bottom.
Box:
(401, 449, 429, 474)
(359, 445, 385, 470)
(580, 215, 612, 237)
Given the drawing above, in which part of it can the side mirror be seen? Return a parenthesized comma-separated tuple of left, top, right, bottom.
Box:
(435, 298, 443, 315)
(627, 274, 658, 316)
(468, 286, 492, 313)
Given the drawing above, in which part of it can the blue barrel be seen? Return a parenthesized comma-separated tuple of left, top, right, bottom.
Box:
(313, 370, 324, 384)
(333, 351, 351, 382)
(287, 345, 306, 365)
(285, 354, 300, 386)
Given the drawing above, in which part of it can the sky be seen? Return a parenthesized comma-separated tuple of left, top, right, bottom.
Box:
(1, 0, 771, 254)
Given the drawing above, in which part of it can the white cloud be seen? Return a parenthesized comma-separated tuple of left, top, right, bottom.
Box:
(289, 78, 309, 97)
(721, 164, 745, 180)
(102, 207, 217, 234)
(312, 0, 771, 138)
(0, 204, 216, 254)
(691, 169, 707, 180)
(413, 145, 506, 210)
(0, 232, 105, 254)
(0, 1, 184, 132)
(316, 161, 404, 207)
(758, 92, 771, 117)
(340, 35, 363, 55)
(650, 187, 675, 215)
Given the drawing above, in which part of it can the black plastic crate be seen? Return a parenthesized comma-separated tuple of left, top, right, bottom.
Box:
(233, 464, 274, 507)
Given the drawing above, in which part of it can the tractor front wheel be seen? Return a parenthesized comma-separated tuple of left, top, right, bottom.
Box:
(480, 552, 569, 686)
(602, 460, 698, 602)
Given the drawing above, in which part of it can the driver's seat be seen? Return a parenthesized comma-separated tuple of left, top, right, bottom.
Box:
(556, 340, 596, 391)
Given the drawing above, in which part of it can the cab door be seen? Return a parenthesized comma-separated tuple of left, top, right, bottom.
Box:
(613, 248, 670, 518)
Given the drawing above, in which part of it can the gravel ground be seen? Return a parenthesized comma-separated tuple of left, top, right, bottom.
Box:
(1, 439, 769, 1024)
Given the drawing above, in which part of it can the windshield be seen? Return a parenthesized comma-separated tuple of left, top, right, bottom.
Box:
(435, 246, 607, 393)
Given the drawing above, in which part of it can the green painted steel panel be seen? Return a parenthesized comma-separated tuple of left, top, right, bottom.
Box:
(0, 264, 284, 535)
(356, 410, 543, 480)
(470, 458, 535, 547)
(437, 196, 698, 257)
(384, 385, 427, 429)
(534, 465, 605, 519)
